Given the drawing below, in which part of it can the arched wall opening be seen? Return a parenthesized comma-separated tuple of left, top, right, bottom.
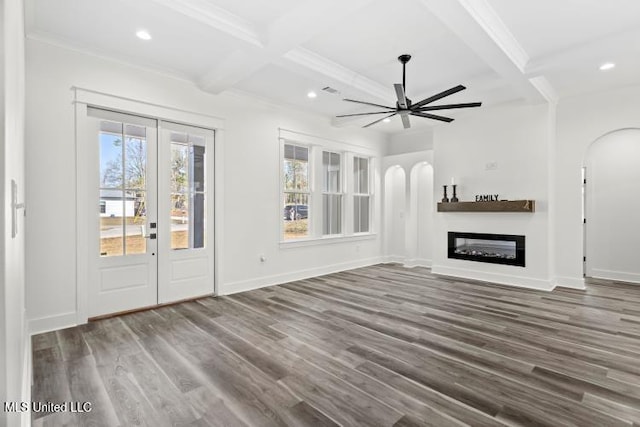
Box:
(583, 128, 640, 283)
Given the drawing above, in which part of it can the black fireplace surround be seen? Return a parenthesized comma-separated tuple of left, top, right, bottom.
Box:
(448, 232, 525, 267)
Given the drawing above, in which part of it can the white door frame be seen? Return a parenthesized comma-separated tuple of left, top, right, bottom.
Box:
(74, 87, 225, 324)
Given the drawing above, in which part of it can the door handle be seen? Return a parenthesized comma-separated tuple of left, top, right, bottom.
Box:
(11, 180, 26, 238)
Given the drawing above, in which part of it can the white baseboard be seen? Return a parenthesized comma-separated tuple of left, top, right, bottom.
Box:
(29, 311, 77, 335)
(220, 256, 385, 295)
(431, 265, 554, 291)
(382, 255, 405, 264)
(590, 269, 640, 284)
(554, 276, 586, 289)
(403, 258, 432, 268)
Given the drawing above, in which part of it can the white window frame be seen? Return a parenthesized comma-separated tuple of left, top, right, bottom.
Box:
(321, 150, 344, 237)
(353, 155, 372, 234)
(280, 141, 312, 241)
(279, 133, 377, 247)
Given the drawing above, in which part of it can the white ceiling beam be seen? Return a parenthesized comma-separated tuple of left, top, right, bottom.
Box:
(196, 0, 375, 94)
(421, 0, 547, 103)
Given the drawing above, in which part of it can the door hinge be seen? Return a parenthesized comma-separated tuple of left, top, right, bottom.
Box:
(583, 256, 586, 262)
(583, 218, 586, 224)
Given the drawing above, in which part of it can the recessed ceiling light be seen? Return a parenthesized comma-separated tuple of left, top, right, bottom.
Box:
(383, 118, 391, 123)
(136, 30, 152, 41)
(307, 91, 317, 99)
(599, 62, 615, 71)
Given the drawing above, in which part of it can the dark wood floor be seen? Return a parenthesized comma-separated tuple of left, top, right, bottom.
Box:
(32, 264, 640, 426)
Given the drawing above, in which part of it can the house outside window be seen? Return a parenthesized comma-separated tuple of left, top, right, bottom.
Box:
(283, 143, 310, 240)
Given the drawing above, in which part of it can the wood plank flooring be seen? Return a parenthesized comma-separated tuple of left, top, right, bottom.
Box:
(32, 264, 640, 426)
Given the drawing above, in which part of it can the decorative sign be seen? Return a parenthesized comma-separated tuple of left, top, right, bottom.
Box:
(475, 194, 499, 202)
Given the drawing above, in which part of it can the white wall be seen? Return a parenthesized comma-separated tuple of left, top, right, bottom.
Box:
(1, 0, 29, 425)
(432, 103, 553, 290)
(382, 150, 433, 267)
(383, 166, 406, 260)
(25, 38, 388, 332)
(386, 128, 433, 156)
(415, 163, 434, 265)
(585, 129, 640, 283)
(556, 85, 640, 287)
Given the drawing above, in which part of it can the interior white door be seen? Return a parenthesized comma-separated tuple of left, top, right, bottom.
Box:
(87, 108, 159, 317)
(158, 121, 215, 303)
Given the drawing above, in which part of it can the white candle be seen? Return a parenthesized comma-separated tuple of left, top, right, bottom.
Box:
(451, 177, 455, 185)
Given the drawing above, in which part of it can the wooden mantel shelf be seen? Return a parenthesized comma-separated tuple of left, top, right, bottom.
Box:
(437, 200, 535, 213)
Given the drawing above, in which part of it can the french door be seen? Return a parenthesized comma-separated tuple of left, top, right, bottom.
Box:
(86, 107, 214, 318)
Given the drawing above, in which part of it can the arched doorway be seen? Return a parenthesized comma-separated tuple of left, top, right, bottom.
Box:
(584, 128, 640, 283)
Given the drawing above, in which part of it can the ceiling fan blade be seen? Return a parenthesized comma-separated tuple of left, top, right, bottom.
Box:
(412, 85, 466, 109)
(343, 98, 395, 110)
(413, 102, 482, 111)
(336, 110, 396, 118)
(401, 114, 411, 129)
(410, 111, 454, 123)
(363, 113, 397, 128)
(394, 83, 407, 109)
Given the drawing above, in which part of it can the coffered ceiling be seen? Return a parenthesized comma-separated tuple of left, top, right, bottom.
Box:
(25, 0, 640, 133)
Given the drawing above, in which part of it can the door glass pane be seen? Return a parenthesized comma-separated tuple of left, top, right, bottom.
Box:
(170, 135, 206, 250)
(194, 193, 205, 248)
(171, 143, 188, 193)
(124, 127, 147, 190)
(100, 189, 124, 257)
(193, 145, 205, 192)
(99, 120, 150, 257)
(125, 191, 147, 255)
(171, 193, 189, 250)
(100, 130, 123, 188)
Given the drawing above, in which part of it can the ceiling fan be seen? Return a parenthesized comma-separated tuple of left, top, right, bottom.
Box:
(337, 54, 482, 129)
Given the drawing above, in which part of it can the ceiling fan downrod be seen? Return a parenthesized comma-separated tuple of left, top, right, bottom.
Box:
(398, 54, 411, 92)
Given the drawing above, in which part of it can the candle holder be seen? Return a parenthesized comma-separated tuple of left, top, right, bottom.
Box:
(442, 185, 449, 203)
(451, 184, 459, 202)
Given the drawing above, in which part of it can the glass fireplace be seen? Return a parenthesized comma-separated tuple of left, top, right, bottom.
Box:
(448, 232, 525, 267)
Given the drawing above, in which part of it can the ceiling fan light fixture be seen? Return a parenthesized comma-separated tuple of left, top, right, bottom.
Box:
(383, 118, 391, 123)
(599, 62, 615, 71)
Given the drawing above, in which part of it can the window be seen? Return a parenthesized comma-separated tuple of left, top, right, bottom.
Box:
(98, 121, 148, 256)
(322, 151, 342, 235)
(283, 144, 310, 240)
(354, 157, 370, 233)
(170, 132, 206, 250)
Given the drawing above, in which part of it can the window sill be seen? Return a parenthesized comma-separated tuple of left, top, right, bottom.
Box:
(279, 233, 378, 249)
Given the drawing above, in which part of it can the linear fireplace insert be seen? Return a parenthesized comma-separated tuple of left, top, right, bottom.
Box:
(448, 232, 525, 267)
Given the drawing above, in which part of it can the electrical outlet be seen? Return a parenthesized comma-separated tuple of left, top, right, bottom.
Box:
(485, 161, 498, 171)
